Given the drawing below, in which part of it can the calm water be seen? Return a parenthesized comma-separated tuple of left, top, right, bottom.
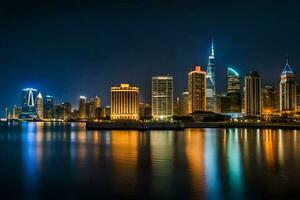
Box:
(0, 122, 300, 199)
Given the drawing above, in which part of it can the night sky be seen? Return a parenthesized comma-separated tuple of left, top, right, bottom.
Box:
(1, 0, 300, 112)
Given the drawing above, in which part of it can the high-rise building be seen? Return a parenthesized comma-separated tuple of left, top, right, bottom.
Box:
(244, 71, 261, 117)
(152, 76, 173, 120)
(206, 39, 217, 112)
(262, 85, 276, 114)
(173, 97, 180, 116)
(44, 95, 54, 119)
(12, 105, 22, 119)
(227, 67, 241, 95)
(79, 96, 86, 119)
(139, 103, 152, 119)
(88, 96, 101, 119)
(53, 105, 64, 120)
(179, 91, 189, 116)
(62, 102, 71, 120)
(279, 60, 297, 113)
(227, 67, 241, 113)
(36, 92, 43, 119)
(93, 96, 101, 118)
(188, 66, 206, 114)
(21, 88, 38, 115)
(110, 83, 139, 120)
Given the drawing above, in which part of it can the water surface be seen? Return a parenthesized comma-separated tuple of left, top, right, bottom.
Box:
(0, 122, 300, 199)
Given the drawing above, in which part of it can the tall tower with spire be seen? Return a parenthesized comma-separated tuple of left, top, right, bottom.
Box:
(206, 38, 217, 112)
(279, 59, 297, 113)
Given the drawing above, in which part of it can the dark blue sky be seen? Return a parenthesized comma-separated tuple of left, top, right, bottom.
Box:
(0, 0, 300, 111)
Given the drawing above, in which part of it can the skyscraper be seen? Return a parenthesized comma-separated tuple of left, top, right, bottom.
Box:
(227, 67, 241, 113)
(227, 67, 241, 95)
(188, 66, 206, 114)
(262, 85, 276, 114)
(36, 92, 43, 119)
(44, 95, 54, 119)
(180, 91, 189, 116)
(206, 39, 216, 112)
(279, 60, 297, 113)
(152, 76, 173, 120)
(111, 83, 139, 120)
(21, 88, 38, 115)
(79, 96, 86, 119)
(62, 102, 71, 120)
(244, 71, 261, 117)
(89, 96, 101, 119)
(12, 105, 21, 119)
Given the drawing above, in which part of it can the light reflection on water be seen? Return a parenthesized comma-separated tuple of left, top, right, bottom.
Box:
(1, 122, 300, 199)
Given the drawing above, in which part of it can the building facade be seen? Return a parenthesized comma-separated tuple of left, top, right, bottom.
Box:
(152, 76, 173, 120)
(279, 60, 297, 113)
(227, 67, 241, 113)
(188, 66, 206, 114)
(206, 39, 217, 112)
(179, 91, 189, 116)
(244, 71, 261, 117)
(111, 83, 139, 120)
(36, 92, 43, 119)
(79, 96, 86, 119)
(44, 95, 54, 119)
(21, 88, 38, 115)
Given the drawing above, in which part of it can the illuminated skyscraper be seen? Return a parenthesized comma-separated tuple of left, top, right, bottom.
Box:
(79, 96, 86, 119)
(262, 85, 277, 114)
(227, 67, 241, 113)
(244, 71, 261, 117)
(36, 92, 43, 119)
(89, 96, 101, 119)
(180, 91, 189, 116)
(21, 88, 38, 115)
(227, 67, 240, 95)
(62, 102, 71, 120)
(44, 95, 54, 119)
(206, 39, 216, 112)
(12, 105, 21, 119)
(188, 66, 206, 114)
(111, 83, 139, 120)
(279, 60, 297, 113)
(152, 76, 173, 120)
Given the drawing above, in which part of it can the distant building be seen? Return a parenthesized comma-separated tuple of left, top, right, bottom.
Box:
(36, 92, 43, 119)
(139, 103, 152, 119)
(244, 71, 261, 117)
(262, 85, 276, 114)
(206, 39, 217, 112)
(12, 105, 22, 119)
(227, 67, 241, 113)
(54, 105, 64, 120)
(279, 60, 297, 113)
(62, 102, 71, 120)
(188, 66, 206, 114)
(79, 96, 86, 119)
(44, 95, 54, 119)
(179, 91, 189, 116)
(71, 109, 79, 119)
(152, 76, 173, 120)
(87, 96, 101, 119)
(173, 97, 180, 116)
(92, 96, 101, 118)
(110, 83, 139, 120)
(21, 88, 38, 115)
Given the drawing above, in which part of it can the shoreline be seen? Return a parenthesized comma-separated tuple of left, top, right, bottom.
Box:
(86, 121, 300, 130)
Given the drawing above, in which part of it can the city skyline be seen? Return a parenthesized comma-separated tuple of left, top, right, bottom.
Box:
(1, 1, 300, 110)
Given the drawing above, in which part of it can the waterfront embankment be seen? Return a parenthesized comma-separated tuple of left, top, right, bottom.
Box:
(86, 121, 300, 130)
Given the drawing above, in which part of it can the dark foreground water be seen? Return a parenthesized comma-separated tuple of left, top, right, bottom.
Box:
(1, 122, 300, 199)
